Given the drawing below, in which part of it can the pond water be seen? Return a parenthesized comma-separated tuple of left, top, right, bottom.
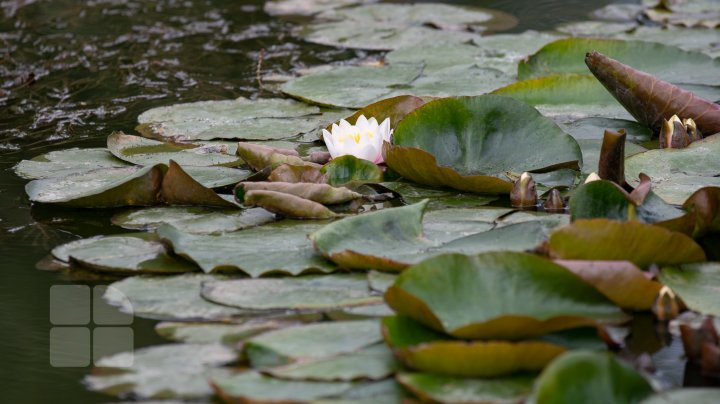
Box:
(2, 0, 713, 402)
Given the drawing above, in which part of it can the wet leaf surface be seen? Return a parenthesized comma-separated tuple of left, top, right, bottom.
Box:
(660, 263, 720, 317)
(397, 372, 535, 404)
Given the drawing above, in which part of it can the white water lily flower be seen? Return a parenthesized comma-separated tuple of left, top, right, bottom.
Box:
(322, 115, 393, 164)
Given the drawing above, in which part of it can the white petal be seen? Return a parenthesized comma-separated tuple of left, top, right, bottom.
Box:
(379, 118, 392, 142)
(322, 129, 339, 158)
(339, 119, 353, 133)
(353, 144, 381, 162)
(355, 114, 368, 129)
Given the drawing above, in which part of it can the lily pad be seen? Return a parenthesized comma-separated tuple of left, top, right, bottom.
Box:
(429, 221, 553, 256)
(660, 263, 720, 316)
(321, 155, 384, 186)
(657, 187, 720, 238)
(519, 38, 720, 86)
(211, 371, 353, 403)
(385, 95, 582, 193)
(558, 117, 652, 142)
(367, 271, 397, 294)
(13, 147, 129, 180)
(385, 252, 627, 339)
(532, 351, 654, 404)
(547, 219, 706, 268)
(243, 320, 381, 367)
(617, 26, 720, 58)
(265, 344, 398, 382)
(155, 321, 290, 345)
(397, 372, 535, 404)
(625, 135, 720, 205)
(51, 235, 197, 274)
(158, 221, 335, 276)
(379, 181, 498, 209)
(298, 3, 516, 51)
(281, 63, 513, 109)
(107, 131, 241, 167)
(161, 161, 238, 208)
(103, 274, 248, 321)
(334, 95, 425, 131)
(85, 343, 237, 400)
(26, 165, 163, 207)
(201, 275, 381, 312)
(112, 206, 276, 233)
(264, 0, 376, 16)
(137, 97, 347, 142)
(556, 260, 663, 311)
(641, 389, 720, 404)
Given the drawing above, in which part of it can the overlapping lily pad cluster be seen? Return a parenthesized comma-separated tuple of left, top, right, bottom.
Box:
(14, 0, 720, 402)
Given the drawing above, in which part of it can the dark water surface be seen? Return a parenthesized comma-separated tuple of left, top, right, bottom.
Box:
(2, 0, 692, 402)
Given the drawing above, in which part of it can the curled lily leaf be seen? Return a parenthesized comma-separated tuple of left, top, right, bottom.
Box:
(237, 142, 319, 172)
(598, 129, 626, 187)
(304, 151, 332, 165)
(678, 315, 719, 363)
(510, 172, 538, 208)
(236, 182, 365, 205)
(242, 190, 338, 219)
(322, 114, 393, 164)
(543, 188, 566, 212)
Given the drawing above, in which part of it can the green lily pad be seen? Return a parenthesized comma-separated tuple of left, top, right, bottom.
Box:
(643, 1, 720, 29)
(155, 321, 290, 345)
(158, 221, 335, 276)
(494, 74, 633, 121)
(137, 97, 347, 142)
(211, 371, 354, 403)
(13, 147, 129, 180)
(532, 351, 654, 404)
(397, 372, 535, 404)
(556, 20, 637, 37)
(625, 135, 720, 205)
(660, 263, 720, 316)
(519, 38, 720, 86)
(201, 275, 381, 312)
(617, 26, 720, 58)
(265, 344, 399, 382)
(178, 165, 253, 189)
(85, 343, 237, 400)
(641, 389, 720, 404)
(281, 63, 513, 109)
(26, 165, 164, 207)
(51, 235, 197, 274)
(103, 274, 249, 321)
(298, 3, 516, 51)
(161, 161, 239, 208)
(243, 320, 381, 367)
(496, 211, 570, 228)
(558, 117, 652, 142)
(430, 221, 553, 256)
(379, 181, 499, 209)
(386, 252, 627, 339)
(321, 155, 384, 186)
(107, 131, 242, 167)
(547, 219, 706, 268)
(112, 206, 276, 233)
(385, 95, 582, 193)
(367, 271, 397, 294)
(383, 316, 606, 378)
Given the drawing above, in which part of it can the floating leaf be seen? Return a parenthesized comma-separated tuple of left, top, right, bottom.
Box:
(177, 165, 252, 189)
(658, 187, 720, 238)
(532, 351, 654, 404)
(237, 142, 321, 171)
(269, 164, 327, 184)
(85, 343, 237, 400)
(104, 274, 249, 321)
(385, 95, 582, 194)
(321, 155, 384, 186)
(137, 97, 347, 142)
(13, 148, 129, 180)
(430, 221, 553, 256)
(298, 3, 516, 51)
(558, 117, 652, 142)
(26, 165, 164, 207)
(625, 135, 720, 204)
(161, 161, 238, 208)
(158, 221, 335, 276)
(547, 219, 706, 268)
(265, 344, 398, 382)
(367, 271, 397, 294)
(520, 38, 720, 86)
(585, 51, 720, 134)
(335, 95, 425, 131)
(211, 371, 353, 403)
(51, 235, 197, 274)
(660, 263, 720, 316)
(379, 181, 499, 209)
(617, 26, 720, 58)
(386, 252, 627, 339)
(237, 182, 363, 205)
(243, 320, 381, 367)
(556, 260, 662, 311)
(242, 190, 339, 219)
(282, 63, 513, 109)
(397, 372, 535, 404)
(112, 206, 276, 233)
(201, 275, 380, 312)
(107, 131, 241, 167)
(640, 389, 720, 404)
(264, 0, 376, 16)
(156, 321, 289, 345)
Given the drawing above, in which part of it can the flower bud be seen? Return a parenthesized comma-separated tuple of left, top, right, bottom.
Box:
(543, 188, 565, 212)
(660, 115, 691, 149)
(510, 172, 537, 208)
